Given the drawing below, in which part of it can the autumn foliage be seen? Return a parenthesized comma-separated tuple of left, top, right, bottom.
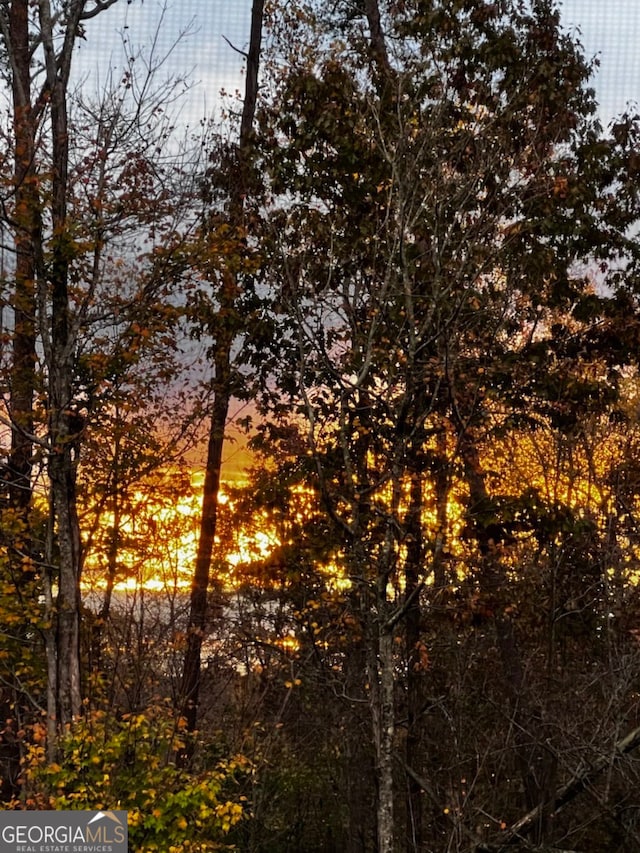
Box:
(3, 1, 640, 852)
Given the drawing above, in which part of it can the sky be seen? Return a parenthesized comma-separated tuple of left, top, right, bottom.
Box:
(74, 1, 640, 130)
(68, 0, 640, 480)
(73, 1, 251, 129)
(560, 0, 640, 126)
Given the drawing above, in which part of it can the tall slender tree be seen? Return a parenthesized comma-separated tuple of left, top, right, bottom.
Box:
(0, 0, 124, 743)
(179, 0, 265, 736)
(0, 0, 205, 743)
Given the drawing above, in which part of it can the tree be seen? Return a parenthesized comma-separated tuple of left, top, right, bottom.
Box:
(0, 0, 118, 755)
(0, 0, 209, 748)
(179, 0, 265, 737)
(255, 0, 640, 848)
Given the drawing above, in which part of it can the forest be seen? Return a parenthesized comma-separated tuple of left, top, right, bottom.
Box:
(2, 0, 640, 851)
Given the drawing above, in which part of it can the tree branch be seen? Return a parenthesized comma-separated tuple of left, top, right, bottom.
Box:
(79, 0, 120, 21)
(221, 33, 247, 59)
(476, 723, 640, 851)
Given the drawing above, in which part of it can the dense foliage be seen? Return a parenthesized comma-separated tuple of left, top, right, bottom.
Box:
(2, 1, 640, 851)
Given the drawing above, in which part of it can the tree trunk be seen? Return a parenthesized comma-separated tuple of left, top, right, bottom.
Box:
(369, 463, 403, 853)
(7, 0, 36, 519)
(432, 427, 450, 592)
(405, 464, 425, 851)
(49, 66, 82, 725)
(180, 314, 231, 731)
(39, 0, 90, 730)
(179, 0, 264, 734)
(0, 0, 39, 797)
(375, 623, 396, 853)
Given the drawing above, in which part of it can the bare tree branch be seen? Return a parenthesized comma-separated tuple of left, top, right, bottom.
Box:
(79, 0, 119, 20)
(476, 723, 640, 851)
(221, 33, 247, 59)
